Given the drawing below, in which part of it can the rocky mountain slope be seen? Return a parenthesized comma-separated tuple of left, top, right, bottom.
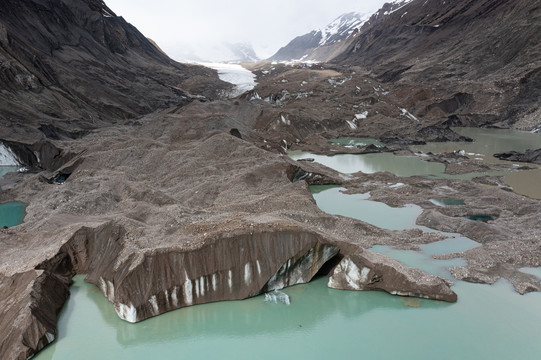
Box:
(269, 0, 541, 132)
(333, 0, 541, 130)
(0, 0, 228, 143)
(269, 11, 371, 62)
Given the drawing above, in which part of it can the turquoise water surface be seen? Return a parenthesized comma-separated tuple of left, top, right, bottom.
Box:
(287, 151, 505, 180)
(0, 201, 26, 227)
(35, 274, 541, 360)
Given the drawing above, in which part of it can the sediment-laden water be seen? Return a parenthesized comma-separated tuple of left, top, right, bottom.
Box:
(36, 272, 541, 359)
(290, 128, 541, 198)
(0, 166, 18, 179)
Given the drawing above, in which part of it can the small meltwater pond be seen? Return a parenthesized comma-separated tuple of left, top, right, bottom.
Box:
(0, 165, 19, 179)
(287, 150, 505, 180)
(0, 201, 27, 227)
(0, 166, 27, 227)
(411, 127, 541, 164)
(312, 185, 423, 230)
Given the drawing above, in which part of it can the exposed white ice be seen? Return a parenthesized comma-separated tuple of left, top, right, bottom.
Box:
(244, 262, 252, 285)
(0, 144, 19, 166)
(148, 295, 159, 314)
(107, 280, 115, 301)
(199, 276, 205, 297)
(183, 279, 193, 305)
(355, 111, 368, 120)
(264, 290, 290, 305)
(212, 273, 218, 292)
(256, 260, 262, 275)
(401, 108, 419, 122)
(171, 286, 179, 307)
(116, 303, 137, 323)
(346, 120, 358, 129)
(201, 62, 256, 98)
(45, 332, 55, 343)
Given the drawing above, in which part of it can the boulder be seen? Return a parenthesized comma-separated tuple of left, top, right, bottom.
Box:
(328, 250, 457, 302)
(494, 148, 541, 164)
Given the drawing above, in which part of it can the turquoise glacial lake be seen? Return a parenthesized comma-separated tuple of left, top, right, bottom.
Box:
(35, 275, 541, 360)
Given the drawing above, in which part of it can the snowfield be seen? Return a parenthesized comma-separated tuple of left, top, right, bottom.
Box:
(200, 63, 256, 98)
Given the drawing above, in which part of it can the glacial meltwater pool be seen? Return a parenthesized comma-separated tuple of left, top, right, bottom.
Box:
(0, 201, 26, 227)
(287, 150, 505, 180)
(36, 275, 541, 359)
(0, 165, 18, 179)
(290, 127, 541, 197)
(0, 166, 26, 227)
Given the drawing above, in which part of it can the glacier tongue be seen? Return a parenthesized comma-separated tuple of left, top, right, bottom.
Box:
(201, 63, 256, 98)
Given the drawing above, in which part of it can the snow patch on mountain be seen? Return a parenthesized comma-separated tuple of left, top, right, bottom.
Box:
(318, 12, 371, 46)
(384, 0, 415, 15)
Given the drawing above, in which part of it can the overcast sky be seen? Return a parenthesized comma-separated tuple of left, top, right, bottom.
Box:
(104, 0, 389, 61)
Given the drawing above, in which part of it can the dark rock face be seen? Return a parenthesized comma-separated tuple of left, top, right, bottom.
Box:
(328, 250, 457, 302)
(0, 0, 228, 142)
(416, 125, 473, 143)
(494, 148, 541, 164)
(0, 138, 80, 172)
(0, 270, 69, 358)
(271, 30, 322, 61)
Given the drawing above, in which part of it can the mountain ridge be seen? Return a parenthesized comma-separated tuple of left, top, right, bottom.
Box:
(269, 11, 372, 62)
(0, 0, 228, 142)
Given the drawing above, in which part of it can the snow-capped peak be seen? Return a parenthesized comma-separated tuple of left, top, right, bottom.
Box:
(318, 12, 371, 46)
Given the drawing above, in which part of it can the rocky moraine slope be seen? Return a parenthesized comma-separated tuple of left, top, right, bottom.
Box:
(1, 0, 541, 359)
